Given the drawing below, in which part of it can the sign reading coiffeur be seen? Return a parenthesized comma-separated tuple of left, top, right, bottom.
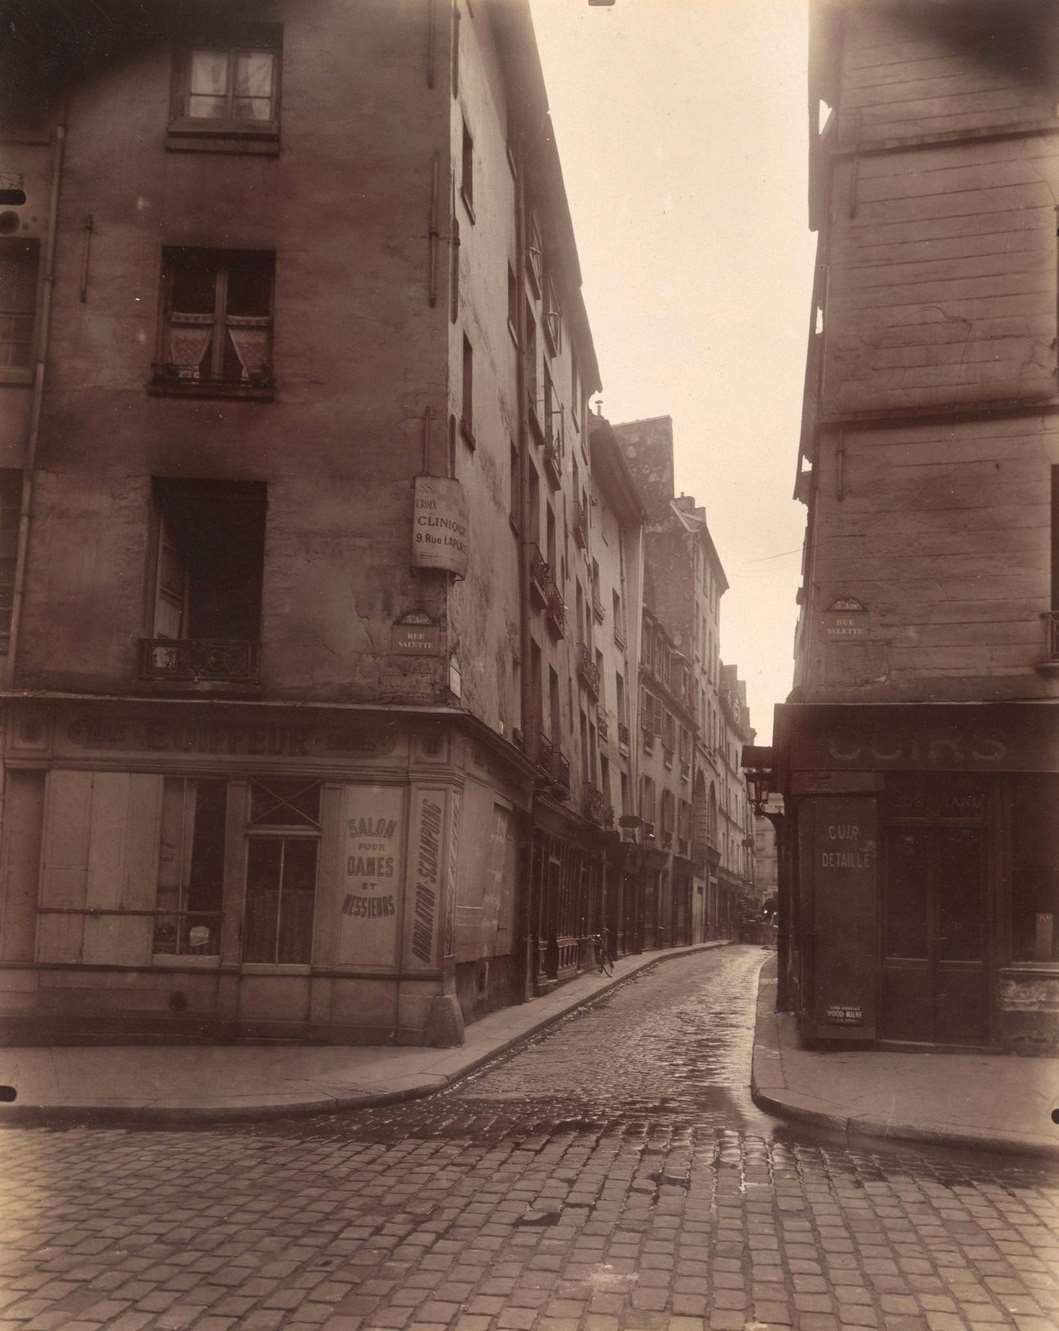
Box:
(412, 476, 469, 578)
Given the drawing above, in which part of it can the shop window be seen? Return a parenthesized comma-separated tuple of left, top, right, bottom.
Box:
(152, 248, 274, 396)
(243, 778, 321, 964)
(168, 31, 281, 151)
(143, 478, 266, 684)
(154, 778, 227, 956)
(1011, 777, 1059, 961)
(0, 238, 38, 370)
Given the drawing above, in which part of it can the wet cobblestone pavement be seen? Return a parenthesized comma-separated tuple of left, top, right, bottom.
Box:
(2, 946, 1058, 1331)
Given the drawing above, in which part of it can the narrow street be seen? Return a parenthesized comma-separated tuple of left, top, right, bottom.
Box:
(1, 947, 1058, 1331)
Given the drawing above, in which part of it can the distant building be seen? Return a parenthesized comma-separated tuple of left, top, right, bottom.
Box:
(617, 417, 755, 944)
(769, 0, 1059, 1053)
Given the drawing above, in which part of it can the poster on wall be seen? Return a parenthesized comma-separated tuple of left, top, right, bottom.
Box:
(336, 785, 404, 967)
(404, 787, 449, 971)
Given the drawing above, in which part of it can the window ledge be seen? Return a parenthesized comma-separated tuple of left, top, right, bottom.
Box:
(147, 379, 275, 402)
(240, 963, 312, 975)
(152, 953, 221, 968)
(166, 120, 280, 156)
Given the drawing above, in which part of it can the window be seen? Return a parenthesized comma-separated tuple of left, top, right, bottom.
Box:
(507, 263, 518, 343)
(525, 307, 539, 429)
(1011, 777, 1059, 961)
(461, 334, 474, 445)
(144, 478, 266, 683)
(0, 470, 19, 653)
(0, 239, 38, 370)
(154, 248, 274, 395)
(509, 439, 521, 529)
(244, 779, 321, 964)
(571, 349, 582, 433)
(461, 117, 474, 219)
(526, 213, 543, 295)
(543, 272, 561, 355)
(544, 366, 563, 453)
(169, 32, 281, 151)
(154, 778, 227, 956)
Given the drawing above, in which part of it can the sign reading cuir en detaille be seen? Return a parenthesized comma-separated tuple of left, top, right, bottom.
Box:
(412, 477, 469, 579)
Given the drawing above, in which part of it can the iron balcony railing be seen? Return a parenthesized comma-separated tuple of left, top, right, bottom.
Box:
(546, 585, 566, 638)
(584, 783, 614, 828)
(139, 637, 260, 684)
(576, 643, 600, 697)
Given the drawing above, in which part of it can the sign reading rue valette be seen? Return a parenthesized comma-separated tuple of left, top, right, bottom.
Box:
(412, 477, 469, 578)
(822, 596, 869, 641)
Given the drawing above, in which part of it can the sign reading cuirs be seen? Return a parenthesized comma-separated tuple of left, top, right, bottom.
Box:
(413, 477, 469, 579)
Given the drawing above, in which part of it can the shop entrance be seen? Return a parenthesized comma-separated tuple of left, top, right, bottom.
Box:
(880, 822, 987, 1047)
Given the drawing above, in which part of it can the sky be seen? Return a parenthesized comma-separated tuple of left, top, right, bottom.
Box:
(529, 0, 817, 743)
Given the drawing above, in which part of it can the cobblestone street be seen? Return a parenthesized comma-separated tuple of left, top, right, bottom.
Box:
(1, 947, 1058, 1331)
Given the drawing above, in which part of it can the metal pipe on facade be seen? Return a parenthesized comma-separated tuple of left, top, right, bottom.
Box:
(7, 100, 68, 688)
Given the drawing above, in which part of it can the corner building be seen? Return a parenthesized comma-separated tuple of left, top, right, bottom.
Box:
(0, 0, 609, 1043)
(772, 0, 1059, 1053)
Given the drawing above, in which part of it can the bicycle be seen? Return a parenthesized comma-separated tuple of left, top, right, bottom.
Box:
(592, 931, 614, 977)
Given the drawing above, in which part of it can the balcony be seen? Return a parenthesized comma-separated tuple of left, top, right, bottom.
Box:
(592, 590, 605, 624)
(662, 744, 674, 771)
(618, 721, 630, 755)
(555, 751, 571, 797)
(535, 728, 555, 775)
(573, 501, 588, 549)
(584, 784, 614, 828)
(139, 637, 260, 686)
(642, 726, 655, 754)
(529, 546, 550, 608)
(661, 829, 673, 850)
(543, 441, 562, 491)
(596, 707, 609, 742)
(680, 758, 691, 783)
(576, 643, 600, 698)
(613, 618, 627, 650)
(527, 389, 544, 446)
(546, 586, 566, 639)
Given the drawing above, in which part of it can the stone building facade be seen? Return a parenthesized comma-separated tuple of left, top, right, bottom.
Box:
(616, 417, 756, 945)
(0, 0, 621, 1045)
(769, 0, 1059, 1053)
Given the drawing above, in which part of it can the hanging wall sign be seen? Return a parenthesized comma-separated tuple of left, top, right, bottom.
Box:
(412, 476, 469, 578)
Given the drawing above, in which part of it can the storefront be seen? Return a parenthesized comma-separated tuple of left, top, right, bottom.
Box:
(771, 701, 1059, 1054)
(0, 698, 534, 1045)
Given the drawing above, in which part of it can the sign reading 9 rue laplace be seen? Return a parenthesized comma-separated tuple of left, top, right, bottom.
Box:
(337, 786, 404, 967)
(412, 476, 469, 578)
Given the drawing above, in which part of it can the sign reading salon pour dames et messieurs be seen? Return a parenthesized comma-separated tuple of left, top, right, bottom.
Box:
(412, 476, 469, 578)
(336, 786, 404, 967)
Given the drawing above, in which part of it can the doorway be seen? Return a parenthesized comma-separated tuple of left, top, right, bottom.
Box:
(880, 822, 987, 1047)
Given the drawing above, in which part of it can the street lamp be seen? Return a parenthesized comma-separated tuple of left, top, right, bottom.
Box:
(742, 744, 791, 1011)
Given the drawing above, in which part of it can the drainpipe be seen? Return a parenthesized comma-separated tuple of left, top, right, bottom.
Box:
(513, 124, 534, 1001)
(6, 100, 68, 687)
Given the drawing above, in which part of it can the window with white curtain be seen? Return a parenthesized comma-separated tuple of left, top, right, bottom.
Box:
(156, 248, 274, 392)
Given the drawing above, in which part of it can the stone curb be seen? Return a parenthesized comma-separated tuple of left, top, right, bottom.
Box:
(750, 959, 1059, 1163)
(0, 939, 732, 1128)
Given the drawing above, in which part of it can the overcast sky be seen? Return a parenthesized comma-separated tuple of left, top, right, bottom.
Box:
(529, 0, 817, 743)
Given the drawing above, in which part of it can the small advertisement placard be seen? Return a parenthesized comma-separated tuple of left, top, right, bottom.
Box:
(412, 477, 469, 578)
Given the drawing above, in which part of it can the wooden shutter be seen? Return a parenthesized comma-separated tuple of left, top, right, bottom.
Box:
(37, 771, 163, 964)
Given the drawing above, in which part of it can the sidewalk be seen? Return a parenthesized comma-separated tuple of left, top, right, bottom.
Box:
(0, 941, 731, 1127)
(751, 957, 1059, 1161)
